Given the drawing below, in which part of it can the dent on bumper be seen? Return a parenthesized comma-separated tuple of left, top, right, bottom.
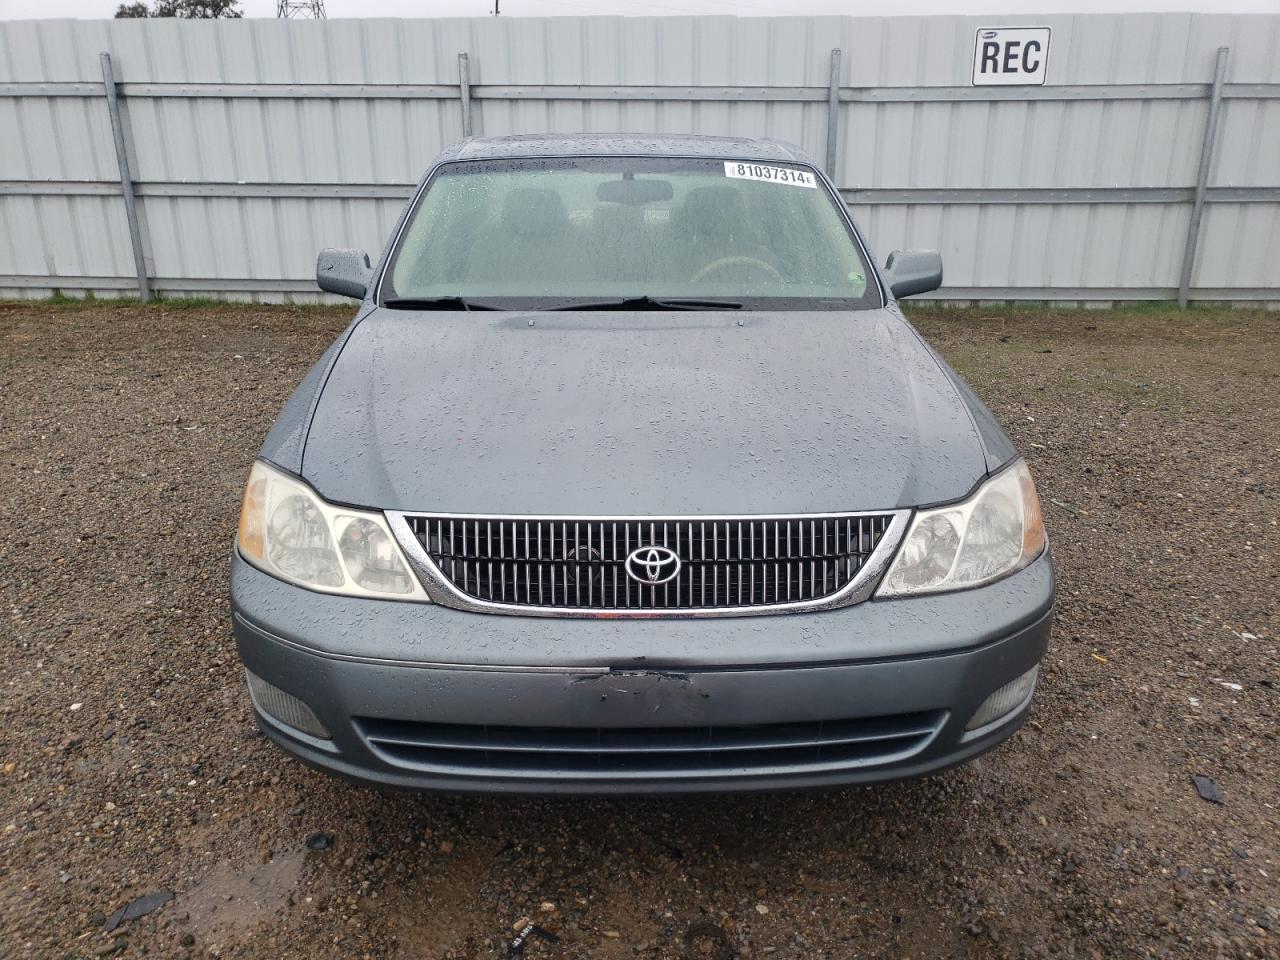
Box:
(230, 551, 1053, 794)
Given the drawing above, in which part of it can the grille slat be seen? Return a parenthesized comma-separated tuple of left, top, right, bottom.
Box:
(407, 514, 892, 613)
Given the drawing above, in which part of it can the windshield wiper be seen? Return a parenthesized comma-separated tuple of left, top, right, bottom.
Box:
(381, 296, 501, 311)
(382, 295, 744, 312)
(542, 296, 743, 311)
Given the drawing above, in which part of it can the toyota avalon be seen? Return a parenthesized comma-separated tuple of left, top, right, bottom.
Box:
(232, 133, 1054, 794)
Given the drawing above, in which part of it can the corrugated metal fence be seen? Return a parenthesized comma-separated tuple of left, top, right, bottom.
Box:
(1, 13, 1278, 303)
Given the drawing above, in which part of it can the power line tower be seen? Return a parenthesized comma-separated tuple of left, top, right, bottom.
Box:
(277, 0, 326, 17)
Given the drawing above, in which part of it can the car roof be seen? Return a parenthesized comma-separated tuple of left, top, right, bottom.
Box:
(435, 133, 814, 165)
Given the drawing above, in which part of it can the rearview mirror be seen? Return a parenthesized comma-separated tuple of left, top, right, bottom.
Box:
(316, 248, 373, 300)
(596, 178, 674, 206)
(884, 249, 943, 299)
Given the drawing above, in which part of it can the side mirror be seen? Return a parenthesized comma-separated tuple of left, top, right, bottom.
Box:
(316, 248, 373, 300)
(884, 249, 943, 299)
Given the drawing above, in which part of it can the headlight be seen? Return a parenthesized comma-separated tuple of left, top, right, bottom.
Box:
(878, 459, 1045, 597)
(236, 460, 429, 601)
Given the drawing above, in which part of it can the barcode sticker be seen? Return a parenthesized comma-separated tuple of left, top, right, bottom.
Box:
(723, 161, 817, 188)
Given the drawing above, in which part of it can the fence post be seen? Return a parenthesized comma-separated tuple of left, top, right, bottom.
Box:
(458, 52, 473, 138)
(1177, 46, 1229, 308)
(99, 52, 151, 302)
(825, 48, 842, 177)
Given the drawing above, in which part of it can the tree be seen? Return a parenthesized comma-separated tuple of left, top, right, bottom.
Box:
(115, 0, 243, 17)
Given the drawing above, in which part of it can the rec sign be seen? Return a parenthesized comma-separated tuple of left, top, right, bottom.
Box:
(972, 27, 1051, 86)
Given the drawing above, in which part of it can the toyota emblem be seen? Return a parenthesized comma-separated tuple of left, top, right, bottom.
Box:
(624, 545, 682, 585)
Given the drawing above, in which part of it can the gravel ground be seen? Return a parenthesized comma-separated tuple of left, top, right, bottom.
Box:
(1, 300, 1276, 960)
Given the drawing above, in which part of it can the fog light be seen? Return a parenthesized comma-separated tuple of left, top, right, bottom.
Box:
(965, 664, 1039, 731)
(245, 669, 330, 739)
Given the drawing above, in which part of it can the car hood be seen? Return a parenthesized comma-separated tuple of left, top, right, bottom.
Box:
(299, 308, 999, 514)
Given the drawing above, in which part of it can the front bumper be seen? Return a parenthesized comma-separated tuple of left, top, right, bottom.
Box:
(230, 550, 1054, 795)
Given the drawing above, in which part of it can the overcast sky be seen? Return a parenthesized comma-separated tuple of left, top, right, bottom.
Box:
(2, 0, 1277, 19)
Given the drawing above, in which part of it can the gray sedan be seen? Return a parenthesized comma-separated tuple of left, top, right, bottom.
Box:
(231, 133, 1053, 794)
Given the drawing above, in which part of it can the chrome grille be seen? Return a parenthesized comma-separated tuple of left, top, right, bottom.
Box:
(400, 514, 895, 613)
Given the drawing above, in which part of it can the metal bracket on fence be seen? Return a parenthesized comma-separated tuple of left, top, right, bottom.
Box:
(458, 52, 473, 138)
(825, 48, 842, 176)
(1178, 46, 1229, 307)
(99, 52, 151, 302)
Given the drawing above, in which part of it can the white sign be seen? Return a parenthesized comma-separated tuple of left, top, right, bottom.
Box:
(723, 161, 817, 188)
(972, 27, 1051, 86)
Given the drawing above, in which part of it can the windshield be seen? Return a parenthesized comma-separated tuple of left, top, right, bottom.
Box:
(381, 156, 880, 310)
